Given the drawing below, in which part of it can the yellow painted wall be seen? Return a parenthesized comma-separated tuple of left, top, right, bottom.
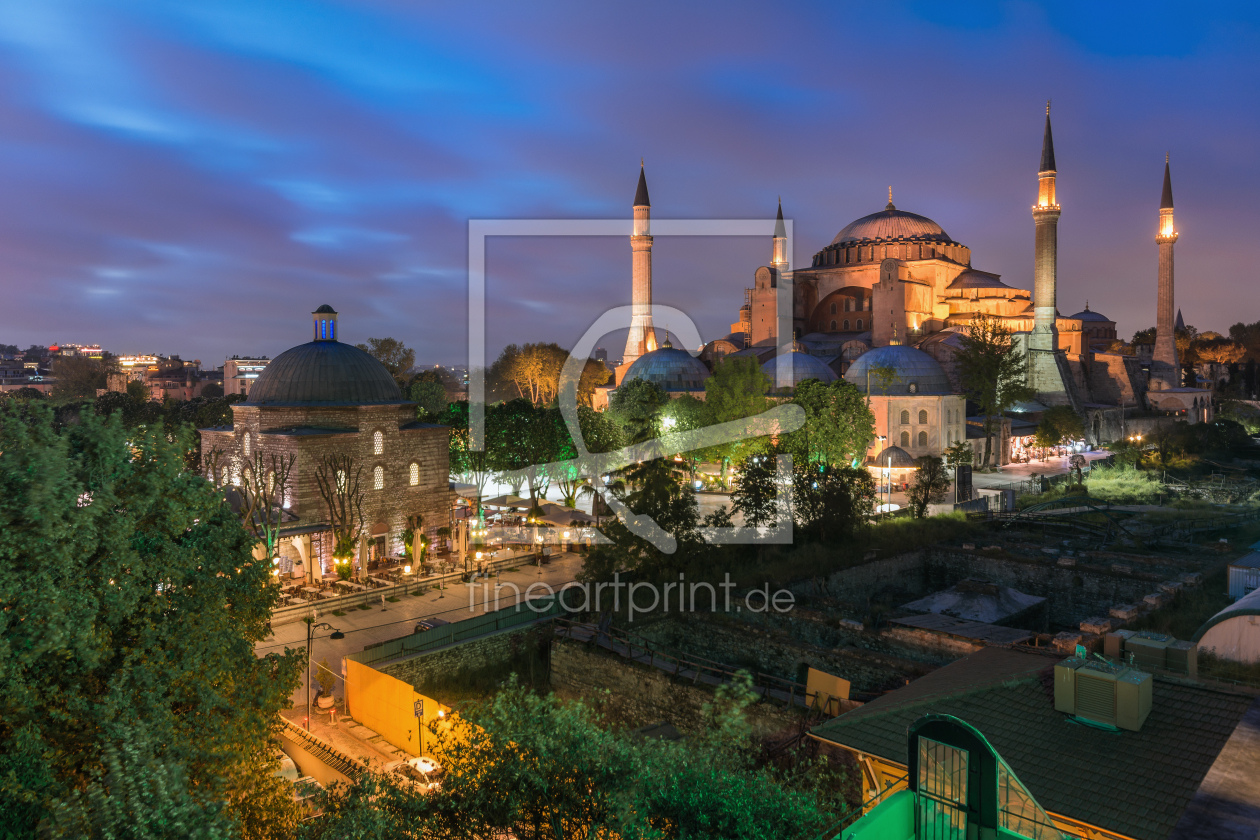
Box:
(345, 659, 447, 758)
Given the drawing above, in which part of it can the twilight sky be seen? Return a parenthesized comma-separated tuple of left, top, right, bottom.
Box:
(1, 1, 1259, 367)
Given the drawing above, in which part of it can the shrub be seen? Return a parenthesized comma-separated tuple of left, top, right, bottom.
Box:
(334, 561, 353, 580)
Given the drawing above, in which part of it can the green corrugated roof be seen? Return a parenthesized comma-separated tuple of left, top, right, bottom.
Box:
(812, 647, 1254, 840)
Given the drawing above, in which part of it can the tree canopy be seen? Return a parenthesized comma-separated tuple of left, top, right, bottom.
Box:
(355, 337, 416, 385)
(0, 402, 301, 836)
(953, 314, 1033, 467)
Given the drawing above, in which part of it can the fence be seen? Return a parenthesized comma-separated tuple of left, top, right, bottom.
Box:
(345, 595, 565, 668)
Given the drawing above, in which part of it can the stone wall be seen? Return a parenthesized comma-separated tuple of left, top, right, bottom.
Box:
(549, 639, 799, 736)
(793, 548, 1171, 628)
(379, 623, 550, 696)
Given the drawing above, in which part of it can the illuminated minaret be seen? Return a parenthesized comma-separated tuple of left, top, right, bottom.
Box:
(1153, 155, 1179, 384)
(622, 161, 656, 367)
(1030, 102, 1060, 352)
(771, 197, 788, 271)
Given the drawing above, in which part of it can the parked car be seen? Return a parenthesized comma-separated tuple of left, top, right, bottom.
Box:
(384, 756, 444, 792)
(414, 617, 451, 633)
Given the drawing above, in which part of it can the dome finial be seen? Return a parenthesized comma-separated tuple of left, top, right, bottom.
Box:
(885, 186, 895, 211)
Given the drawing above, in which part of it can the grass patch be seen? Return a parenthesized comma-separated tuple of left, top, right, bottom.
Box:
(386, 596, 400, 603)
(356, 603, 372, 611)
(411, 585, 429, 596)
(1200, 652, 1260, 687)
(417, 627, 551, 705)
(331, 609, 346, 617)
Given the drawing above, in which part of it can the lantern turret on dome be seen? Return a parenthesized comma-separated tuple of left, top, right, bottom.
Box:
(313, 304, 338, 342)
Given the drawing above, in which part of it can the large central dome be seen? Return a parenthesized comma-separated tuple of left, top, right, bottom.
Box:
(831, 201, 951, 246)
(245, 308, 407, 406)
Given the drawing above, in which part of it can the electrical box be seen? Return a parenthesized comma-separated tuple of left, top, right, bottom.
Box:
(1114, 669, 1153, 731)
(1126, 633, 1172, 671)
(1167, 640, 1198, 679)
(1054, 658, 1084, 714)
(1104, 630, 1136, 660)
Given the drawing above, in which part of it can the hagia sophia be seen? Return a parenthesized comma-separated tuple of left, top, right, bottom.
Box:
(604, 106, 1214, 465)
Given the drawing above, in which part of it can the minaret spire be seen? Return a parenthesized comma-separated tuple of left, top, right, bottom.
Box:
(1153, 156, 1179, 385)
(621, 161, 656, 371)
(771, 197, 788, 270)
(1030, 102, 1061, 355)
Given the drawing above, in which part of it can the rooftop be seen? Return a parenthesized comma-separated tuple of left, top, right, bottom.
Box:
(812, 647, 1257, 840)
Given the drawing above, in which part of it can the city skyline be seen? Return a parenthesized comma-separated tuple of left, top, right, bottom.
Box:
(1, 2, 1259, 365)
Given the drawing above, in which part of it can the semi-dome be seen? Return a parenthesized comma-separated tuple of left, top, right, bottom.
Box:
(844, 344, 954, 396)
(872, 445, 916, 468)
(621, 341, 710, 392)
(761, 346, 837, 388)
(947, 269, 1012, 290)
(245, 307, 407, 406)
(831, 201, 952, 246)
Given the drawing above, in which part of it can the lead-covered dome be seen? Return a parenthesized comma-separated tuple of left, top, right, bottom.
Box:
(831, 201, 952, 246)
(844, 344, 954, 396)
(761, 345, 837, 389)
(245, 308, 406, 406)
(622, 341, 710, 392)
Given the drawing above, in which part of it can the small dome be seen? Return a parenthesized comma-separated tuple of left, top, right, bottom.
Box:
(622, 346, 710, 391)
(947, 269, 1011, 290)
(844, 344, 953, 395)
(246, 341, 406, 406)
(761, 348, 837, 388)
(314, 304, 337, 314)
(872, 445, 916, 468)
(1070, 305, 1112, 323)
(831, 202, 952, 246)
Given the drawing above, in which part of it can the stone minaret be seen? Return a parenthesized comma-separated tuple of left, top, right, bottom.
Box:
(622, 161, 656, 367)
(771, 198, 788, 271)
(1153, 155, 1179, 384)
(1030, 102, 1060, 352)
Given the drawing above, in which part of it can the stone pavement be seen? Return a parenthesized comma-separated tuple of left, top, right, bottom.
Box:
(258, 552, 585, 708)
(971, 450, 1111, 489)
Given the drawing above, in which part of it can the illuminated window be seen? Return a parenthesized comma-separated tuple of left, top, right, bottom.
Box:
(329, 320, 335, 340)
(321, 319, 327, 339)
(409, 463, 419, 486)
(373, 430, 383, 455)
(374, 465, 384, 490)
(901, 410, 910, 425)
(918, 431, 928, 447)
(919, 409, 929, 424)
(901, 431, 910, 447)
(243, 432, 251, 457)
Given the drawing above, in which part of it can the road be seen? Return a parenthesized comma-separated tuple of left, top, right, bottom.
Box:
(257, 552, 586, 709)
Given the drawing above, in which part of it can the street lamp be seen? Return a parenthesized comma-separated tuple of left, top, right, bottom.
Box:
(305, 619, 345, 731)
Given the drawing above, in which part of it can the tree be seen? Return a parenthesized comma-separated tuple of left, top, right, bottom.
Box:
(0, 403, 301, 836)
(125, 379, 150, 401)
(1035, 405, 1085, 455)
(577, 358, 612, 407)
(438, 401, 492, 518)
(906, 456, 951, 518)
(487, 342, 569, 405)
(731, 453, 780, 530)
(954, 314, 1034, 468)
(409, 380, 447, 419)
(199, 382, 224, 399)
(784, 379, 875, 469)
(703, 356, 772, 485)
(314, 453, 366, 560)
(609, 378, 669, 441)
(50, 354, 115, 404)
(944, 440, 974, 468)
(238, 450, 298, 570)
(791, 462, 876, 541)
(355, 337, 416, 386)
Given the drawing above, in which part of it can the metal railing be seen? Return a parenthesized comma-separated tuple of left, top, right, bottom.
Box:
(278, 714, 368, 780)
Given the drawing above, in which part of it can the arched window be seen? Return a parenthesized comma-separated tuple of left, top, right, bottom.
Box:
(230, 464, 241, 486)
(336, 470, 347, 492)
(267, 471, 275, 495)
(843, 319, 850, 330)
(845, 298, 852, 312)
(900, 431, 910, 447)
(409, 463, 419, 486)
(373, 430, 384, 455)
(919, 409, 929, 424)
(243, 432, 251, 458)
(830, 320, 837, 331)
(830, 303, 837, 315)
(918, 431, 928, 447)
(900, 409, 910, 425)
(373, 465, 384, 491)
(856, 318, 863, 330)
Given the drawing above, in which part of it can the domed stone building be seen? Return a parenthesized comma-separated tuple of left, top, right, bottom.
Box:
(844, 343, 966, 464)
(200, 306, 452, 581)
(620, 334, 711, 392)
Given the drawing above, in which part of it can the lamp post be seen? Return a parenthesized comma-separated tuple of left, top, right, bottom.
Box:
(305, 618, 345, 731)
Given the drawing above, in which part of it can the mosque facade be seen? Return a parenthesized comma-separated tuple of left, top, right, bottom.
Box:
(602, 107, 1214, 461)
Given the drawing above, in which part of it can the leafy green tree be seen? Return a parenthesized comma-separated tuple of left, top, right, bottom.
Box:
(609, 378, 669, 441)
(954, 314, 1034, 468)
(409, 380, 447, 419)
(0, 403, 302, 836)
(355, 337, 416, 386)
(791, 462, 876, 541)
(125, 379, 150, 402)
(906, 455, 951, 518)
(731, 453, 780, 530)
(437, 401, 492, 518)
(1036, 405, 1085, 448)
(784, 379, 874, 469)
(703, 356, 772, 485)
(944, 440, 974, 468)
